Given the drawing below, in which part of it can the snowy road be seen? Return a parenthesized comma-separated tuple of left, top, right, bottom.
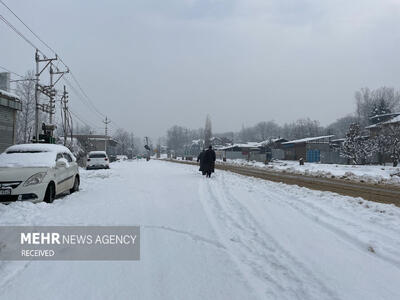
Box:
(0, 160, 400, 300)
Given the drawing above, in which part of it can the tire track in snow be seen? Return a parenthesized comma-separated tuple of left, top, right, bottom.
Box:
(244, 177, 400, 270)
(198, 177, 339, 300)
(144, 225, 226, 250)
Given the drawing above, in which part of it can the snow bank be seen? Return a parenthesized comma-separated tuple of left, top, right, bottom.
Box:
(220, 159, 400, 185)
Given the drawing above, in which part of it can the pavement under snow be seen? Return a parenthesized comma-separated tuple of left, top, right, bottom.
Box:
(0, 160, 399, 300)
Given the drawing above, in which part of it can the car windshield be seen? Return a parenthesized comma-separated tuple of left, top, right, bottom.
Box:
(0, 150, 56, 168)
(89, 153, 106, 158)
(6, 150, 46, 154)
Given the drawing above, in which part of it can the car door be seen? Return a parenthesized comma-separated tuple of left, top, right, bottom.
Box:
(62, 152, 76, 189)
(55, 152, 69, 193)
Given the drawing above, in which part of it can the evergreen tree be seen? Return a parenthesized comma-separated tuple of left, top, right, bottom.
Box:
(341, 123, 377, 164)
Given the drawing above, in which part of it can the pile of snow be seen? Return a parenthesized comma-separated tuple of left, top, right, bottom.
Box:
(0, 143, 75, 168)
(220, 159, 400, 185)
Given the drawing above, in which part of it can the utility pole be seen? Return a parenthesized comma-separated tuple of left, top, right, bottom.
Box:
(49, 65, 54, 124)
(103, 116, 111, 153)
(49, 63, 69, 126)
(34, 49, 40, 142)
(33, 50, 58, 142)
(61, 85, 69, 145)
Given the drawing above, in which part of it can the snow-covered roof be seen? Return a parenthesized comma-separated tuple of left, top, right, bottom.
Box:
(0, 89, 20, 100)
(219, 142, 262, 150)
(282, 135, 334, 145)
(369, 112, 400, 120)
(0, 143, 75, 168)
(382, 115, 400, 125)
(365, 124, 378, 129)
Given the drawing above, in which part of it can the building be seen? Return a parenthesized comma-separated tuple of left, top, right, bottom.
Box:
(69, 134, 118, 155)
(366, 113, 400, 137)
(0, 73, 22, 153)
(281, 135, 334, 162)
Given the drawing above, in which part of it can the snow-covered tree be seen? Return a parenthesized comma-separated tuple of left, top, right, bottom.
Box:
(375, 125, 400, 166)
(355, 87, 400, 126)
(341, 123, 377, 164)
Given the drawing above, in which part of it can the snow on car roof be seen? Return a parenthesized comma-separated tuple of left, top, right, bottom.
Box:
(0, 144, 75, 168)
(89, 151, 107, 154)
(5, 143, 72, 154)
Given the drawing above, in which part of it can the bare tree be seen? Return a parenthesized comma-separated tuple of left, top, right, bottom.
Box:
(204, 115, 212, 147)
(255, 121, 281, 141)
(113, 128, 130, 155)
(15, 71, 36, 143)
(326, 115, 358, 138)
(166, 125, 188, 152)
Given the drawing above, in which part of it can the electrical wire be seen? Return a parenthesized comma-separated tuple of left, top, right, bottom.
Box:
(0, 64, 23, 77)
(1, 0, 122, 132)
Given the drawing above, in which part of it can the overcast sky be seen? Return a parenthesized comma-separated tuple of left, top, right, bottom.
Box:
(2, 0, 400, 139)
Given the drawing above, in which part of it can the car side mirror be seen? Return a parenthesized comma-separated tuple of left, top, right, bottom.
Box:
(56, 158, 67, 168)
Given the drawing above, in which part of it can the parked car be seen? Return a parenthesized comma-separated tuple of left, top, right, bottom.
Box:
(0, 144, 80, 204)
(116, 155, 128, 162)
(86, 151, 110, 169)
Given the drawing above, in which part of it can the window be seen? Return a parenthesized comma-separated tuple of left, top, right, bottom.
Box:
(63, 153, 73, 162)
(56, 153, 63, 160)
(89, 153, 106, 158)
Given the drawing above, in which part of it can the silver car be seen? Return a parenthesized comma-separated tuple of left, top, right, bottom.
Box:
(0, 144, 80, 204)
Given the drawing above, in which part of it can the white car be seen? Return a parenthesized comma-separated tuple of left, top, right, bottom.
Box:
(116, 155, 128, 162)
(0, 144, 80, 204)
(86, 151, 110, 170)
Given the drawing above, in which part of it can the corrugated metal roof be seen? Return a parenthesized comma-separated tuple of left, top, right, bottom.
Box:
(282, 135, 334, 145)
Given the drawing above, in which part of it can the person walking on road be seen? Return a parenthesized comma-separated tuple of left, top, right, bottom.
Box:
(197, 149, 206, 175)
(203, 145, 216, 178)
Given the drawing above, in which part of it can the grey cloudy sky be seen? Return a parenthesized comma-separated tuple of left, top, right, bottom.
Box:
(2, 0, 400, 139)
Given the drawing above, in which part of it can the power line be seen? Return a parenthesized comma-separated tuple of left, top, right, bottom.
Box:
(0, 14, 39, 50)
(69, 109, 103, 130)
(0, 64, 23, 77)
(1, 1, 123, 130)
(0, 0, 54, 55)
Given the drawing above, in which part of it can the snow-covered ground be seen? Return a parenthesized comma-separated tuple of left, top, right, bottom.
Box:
(221, 159, 400, 185)
(0, 160, 400, 299)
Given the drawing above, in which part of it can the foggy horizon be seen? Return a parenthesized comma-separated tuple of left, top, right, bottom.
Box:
(2, 0, 400, 140)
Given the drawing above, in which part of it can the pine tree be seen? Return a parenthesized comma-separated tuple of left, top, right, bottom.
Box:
(341, 123, 377, 164)
(377, 125, 400, 166)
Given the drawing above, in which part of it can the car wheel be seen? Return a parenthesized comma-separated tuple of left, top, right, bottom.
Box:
(44, 183, 55, 203)
(70, 176, 80, 194)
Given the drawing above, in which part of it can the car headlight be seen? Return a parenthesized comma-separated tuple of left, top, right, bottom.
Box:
(23, 172, 47, 186)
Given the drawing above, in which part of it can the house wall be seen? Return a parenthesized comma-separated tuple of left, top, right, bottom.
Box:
(225, 151, 248, 160)
(271, 149, 285, 160)
(0, 105, 16, 153)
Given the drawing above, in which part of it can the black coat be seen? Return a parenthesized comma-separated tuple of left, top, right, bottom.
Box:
(202, 149, 216, 173)
(197, 151, 206, 172)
